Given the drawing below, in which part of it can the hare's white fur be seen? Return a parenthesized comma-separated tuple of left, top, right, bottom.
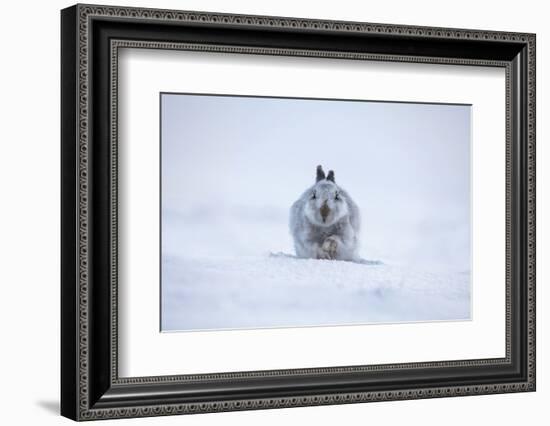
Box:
(289, 166, 360, 261)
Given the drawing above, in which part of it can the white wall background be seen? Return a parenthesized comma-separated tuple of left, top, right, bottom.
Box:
(0, 0, 546, 424)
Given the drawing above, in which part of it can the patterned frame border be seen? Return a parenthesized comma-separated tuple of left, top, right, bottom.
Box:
(72, 4, 535, 420)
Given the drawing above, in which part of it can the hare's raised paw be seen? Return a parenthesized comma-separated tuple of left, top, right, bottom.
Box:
(317, 252, 331, 260)
(321, 237, 339, 260)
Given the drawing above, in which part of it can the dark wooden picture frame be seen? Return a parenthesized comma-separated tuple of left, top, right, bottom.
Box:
(61, 3, 536, 421)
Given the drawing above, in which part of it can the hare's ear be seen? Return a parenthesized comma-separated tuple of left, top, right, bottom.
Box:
(327, 170, 335, 183)
(316, 165, 326, 182)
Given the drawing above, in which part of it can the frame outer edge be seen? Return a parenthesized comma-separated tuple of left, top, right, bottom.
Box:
(67, 4, 537, 421)
(61, 4, 80, 422)
(527, 33, 536, 390)
(76, 2, 91, 420)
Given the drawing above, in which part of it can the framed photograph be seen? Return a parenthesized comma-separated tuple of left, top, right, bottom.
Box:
(61, 3, 536, 421)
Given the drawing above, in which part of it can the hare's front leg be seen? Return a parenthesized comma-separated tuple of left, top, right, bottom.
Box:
(319, 236, 340, 260)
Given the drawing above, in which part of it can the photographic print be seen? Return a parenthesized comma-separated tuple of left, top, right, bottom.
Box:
(160, 93, 471, 332)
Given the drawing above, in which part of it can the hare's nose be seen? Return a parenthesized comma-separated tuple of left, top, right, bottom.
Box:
(320, 202, 330, 222)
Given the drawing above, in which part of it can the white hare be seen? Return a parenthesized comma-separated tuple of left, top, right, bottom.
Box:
(289, 165, 360, 261)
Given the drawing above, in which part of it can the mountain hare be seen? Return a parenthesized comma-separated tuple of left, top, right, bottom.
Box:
(290, 165, 360, 261)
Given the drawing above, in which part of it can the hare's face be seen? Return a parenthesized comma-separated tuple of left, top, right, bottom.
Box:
(304, 181, 349, 227)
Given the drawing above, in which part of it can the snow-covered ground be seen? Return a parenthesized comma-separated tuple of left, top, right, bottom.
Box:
(160, 206, 470, 331)
(161, 253, 470, 331)
(160, 94, 471, 332)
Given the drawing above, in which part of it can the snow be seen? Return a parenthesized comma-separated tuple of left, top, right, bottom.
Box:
(160, 94, 471, 332)
(161, 206, 470, 331)
(161, 253, 470, 331)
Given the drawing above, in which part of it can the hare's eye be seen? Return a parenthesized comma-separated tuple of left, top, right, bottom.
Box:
(311, 192, 316, 200)
(335, 192, 340, 201)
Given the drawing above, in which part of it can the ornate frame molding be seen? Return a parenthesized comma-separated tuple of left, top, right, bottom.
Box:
(61, 4, 536, 421)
